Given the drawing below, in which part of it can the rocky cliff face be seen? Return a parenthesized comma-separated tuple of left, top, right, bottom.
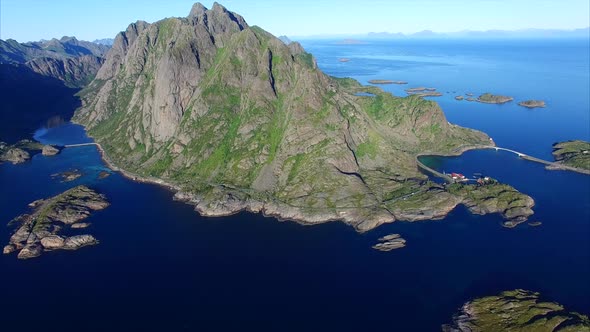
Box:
(0, 36, 109, 87)
(74, 2, 527, 231)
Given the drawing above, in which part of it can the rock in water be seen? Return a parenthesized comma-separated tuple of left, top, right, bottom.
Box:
(42, 145, 60, 156)
(373, 234, 406, 251)
(63, 235, 98, 250)
(3, 244, 16, 254)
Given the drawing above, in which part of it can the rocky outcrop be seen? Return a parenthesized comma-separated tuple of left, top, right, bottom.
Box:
(63, 235, 98, 250)
(3, 186, 109, 259)
(443, 289, 590, 332)
(372, 234, 406, 251)
(42, 145, 60, 156)
(51, 169, 83, 182)
(74, 3, 526, 232)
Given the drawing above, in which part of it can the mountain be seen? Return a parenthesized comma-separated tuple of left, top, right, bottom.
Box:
(74, 2, 533, 231)
(365, 27, 590, 39)
(93, 38, 115, 46)
(0, 36, 110, 87)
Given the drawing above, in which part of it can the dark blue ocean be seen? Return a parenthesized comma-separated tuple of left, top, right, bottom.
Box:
(1, 39, 589, 331)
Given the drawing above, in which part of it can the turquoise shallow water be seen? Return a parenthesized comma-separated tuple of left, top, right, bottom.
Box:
(1, 39, 589, 331)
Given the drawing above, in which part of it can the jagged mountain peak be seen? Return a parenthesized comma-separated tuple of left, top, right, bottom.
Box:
(188, 2, 248, 31)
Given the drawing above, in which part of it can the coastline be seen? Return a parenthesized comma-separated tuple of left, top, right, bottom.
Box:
(78, 130, 586, 233)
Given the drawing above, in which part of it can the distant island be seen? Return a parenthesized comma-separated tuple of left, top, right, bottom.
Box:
(3, 185, 109, 259)
(442, 289, 590, 331)
(551, 140, 590, 171)
(406, 87, 442, 97)
(518, 100, 546, 108)
(368, 79, 407, 85)
(338, 58, 351, 62)
(477, 93, 514, 104)
(336, 39, 366, 45)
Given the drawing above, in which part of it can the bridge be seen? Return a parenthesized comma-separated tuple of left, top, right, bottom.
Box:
(417, 144, 590, 183)
(63, 142, 99, 148)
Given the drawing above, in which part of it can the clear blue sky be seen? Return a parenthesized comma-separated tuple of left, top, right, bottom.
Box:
(1, 0, 589, 42)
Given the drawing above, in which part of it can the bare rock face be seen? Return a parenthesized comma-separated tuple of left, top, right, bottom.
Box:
(17, 243, 43, 259)
(42, 145, 60, 156)
(40, 235, 66, 249)
(63, 235, 98, 250)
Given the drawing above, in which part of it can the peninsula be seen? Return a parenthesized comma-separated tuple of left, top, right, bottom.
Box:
(442, 289, 590, 332)
(551, 140, 590, 171)
(73, 2, 534, 232)
(3, 185, 109, 259)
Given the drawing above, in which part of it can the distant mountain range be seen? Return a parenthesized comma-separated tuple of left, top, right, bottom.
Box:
(93, 38, 115, 46)
(294, 27, 590, 40)
(368, 27, 590, 39)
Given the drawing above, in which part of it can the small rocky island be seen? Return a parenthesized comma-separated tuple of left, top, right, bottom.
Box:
(52, 169, 84, 182)
(454, 96, 464, 101)
(477, 93, 514, 104)
(551, 140, 590, 171)
(372, 234, 406, 251)
(406, 87, 443, 97)
(368, 79, 408, 85)
(0, 140, 60, 164)
(518, 100, 546, 108)
(442, 289, 590, 332)
(3, 185, 109, 259)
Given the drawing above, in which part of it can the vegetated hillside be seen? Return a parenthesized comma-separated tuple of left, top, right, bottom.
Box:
(75, 2, 531, 231)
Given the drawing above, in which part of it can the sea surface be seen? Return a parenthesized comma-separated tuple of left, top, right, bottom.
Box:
(1, 38, 589, 331)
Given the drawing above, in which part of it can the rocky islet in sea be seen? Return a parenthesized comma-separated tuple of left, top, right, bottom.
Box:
(442, 289, 590, 332)
(3, 185, 109, 259)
